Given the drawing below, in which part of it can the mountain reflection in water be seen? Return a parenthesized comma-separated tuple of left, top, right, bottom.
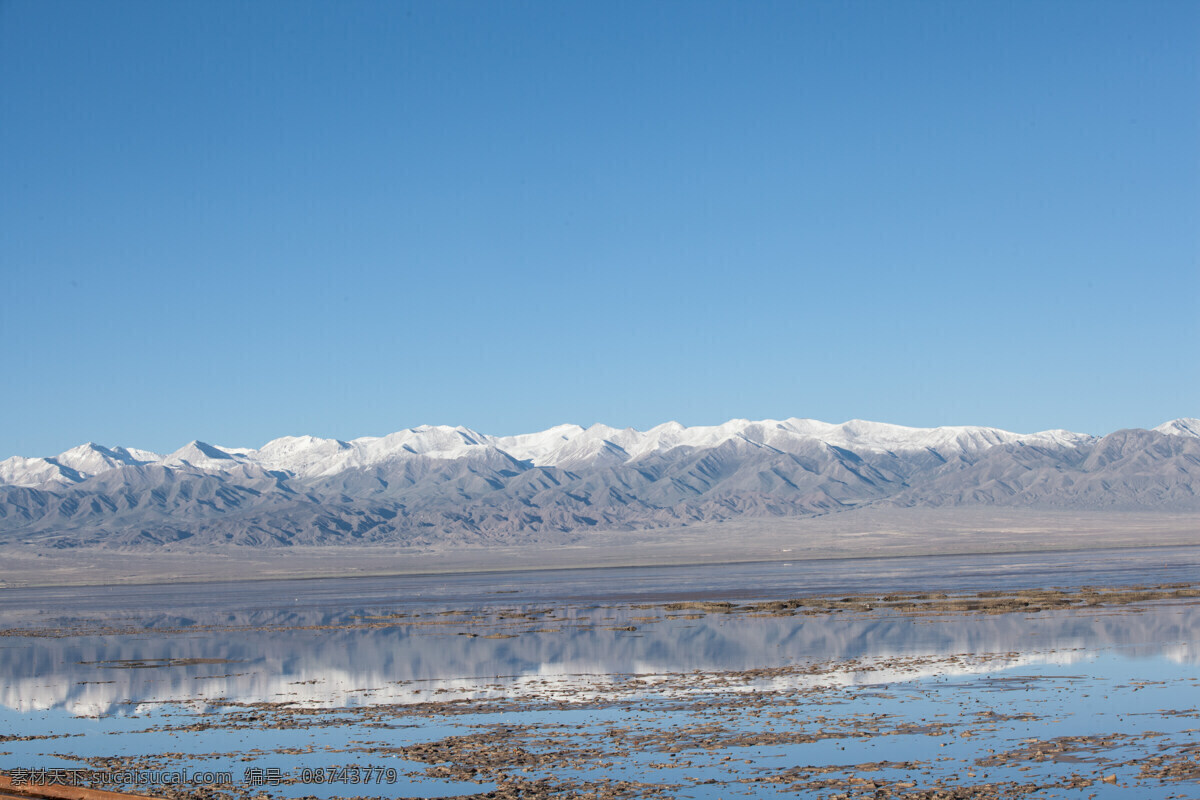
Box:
(4, 599, 1195, 715)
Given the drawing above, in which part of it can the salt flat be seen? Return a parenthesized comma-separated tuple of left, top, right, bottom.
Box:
(1, 508, 1195, 589)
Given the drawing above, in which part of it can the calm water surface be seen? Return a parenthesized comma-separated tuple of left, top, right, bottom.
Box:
(1, 547, 1197, 798)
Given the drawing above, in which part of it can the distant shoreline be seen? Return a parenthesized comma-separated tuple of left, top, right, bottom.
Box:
(1, 508, 1196, 590)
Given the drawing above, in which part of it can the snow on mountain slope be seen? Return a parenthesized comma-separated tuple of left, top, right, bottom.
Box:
(161, 441, 248, 470)
(497, 424, 632, 469)
(1155, 418, 1200, 438)
(493, 424, 587, 463)
(785, 418, 1093, 454)
(0, 443, 162, 487)
(56, 443, 157, 474)
(250, 435, 352, 475)
(0, 456, 79, 487)
(0, 417, 1160, 488)
(505, 417, 1096, 466)
(246, 425, 499, 477)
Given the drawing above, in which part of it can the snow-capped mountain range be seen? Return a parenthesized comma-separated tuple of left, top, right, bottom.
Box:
(0, 417, 1196, 548)
(0, 417, 1112, 487)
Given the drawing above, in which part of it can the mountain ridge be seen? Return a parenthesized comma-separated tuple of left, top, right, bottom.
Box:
(8, 416, 1185, 487)
(0, 417, 1195, 549)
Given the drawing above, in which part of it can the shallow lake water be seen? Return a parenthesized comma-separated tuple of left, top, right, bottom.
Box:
(2, 547, 1198, 799)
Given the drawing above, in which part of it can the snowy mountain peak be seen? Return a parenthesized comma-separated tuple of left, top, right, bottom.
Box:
(1154, 418, 1200, 438)
(0, 456, 75, 487)
(163, 441, 244, 469)
(54, 443, 145, 477)
(250, 435, 351, 475)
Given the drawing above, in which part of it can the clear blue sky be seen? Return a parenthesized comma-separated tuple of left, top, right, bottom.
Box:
(2, 0, 1197, 457)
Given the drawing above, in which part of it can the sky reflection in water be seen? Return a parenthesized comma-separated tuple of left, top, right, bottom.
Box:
(1, 550, 1198, 798)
